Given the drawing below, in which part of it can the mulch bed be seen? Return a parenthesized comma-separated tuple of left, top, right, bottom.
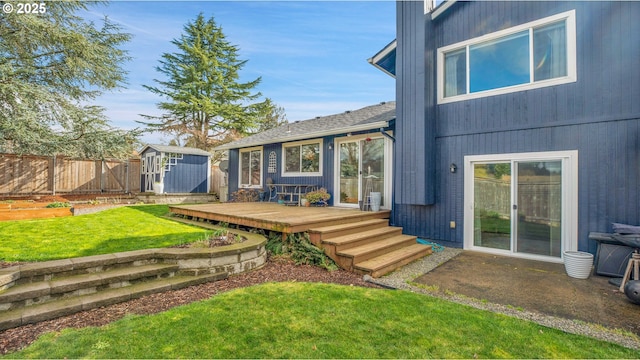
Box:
(0, 257, 380, 355)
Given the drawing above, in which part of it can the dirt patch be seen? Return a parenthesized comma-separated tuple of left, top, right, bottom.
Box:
(0, 257, 379, 355)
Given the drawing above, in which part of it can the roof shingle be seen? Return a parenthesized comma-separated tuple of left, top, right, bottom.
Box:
(214, 101, 395, 150)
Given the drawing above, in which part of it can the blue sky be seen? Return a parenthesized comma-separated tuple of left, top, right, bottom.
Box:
(82, 1, 396, 145)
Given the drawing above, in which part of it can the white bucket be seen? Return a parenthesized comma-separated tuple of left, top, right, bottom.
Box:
(370, 192, 381, 211)
(563, 251, 594, 279)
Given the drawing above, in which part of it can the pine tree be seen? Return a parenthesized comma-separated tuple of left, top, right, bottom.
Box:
(141, 13, 274, 151)
(0, 0, 139, 159)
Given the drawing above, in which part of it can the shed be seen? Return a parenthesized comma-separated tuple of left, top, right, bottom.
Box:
(140, 145, 211, 194)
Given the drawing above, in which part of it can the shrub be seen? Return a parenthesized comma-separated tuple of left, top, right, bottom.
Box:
(265, 231, 338, 271)
(46, 201, 71, 208)
(229, 188, 260, 202)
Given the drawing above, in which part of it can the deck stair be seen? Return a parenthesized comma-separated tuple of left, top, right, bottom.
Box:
(308, 219, 432, 278)
(0, 253, 227, 331)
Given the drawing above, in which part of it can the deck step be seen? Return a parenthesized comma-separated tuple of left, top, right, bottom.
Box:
(354, 243, 432, 278)
(322, 226, 403, 250)
(308, 219, 389, 240)
(0, 264, 179, 309)
(0, 272, 227, 331)
(337, 234, 418, 264)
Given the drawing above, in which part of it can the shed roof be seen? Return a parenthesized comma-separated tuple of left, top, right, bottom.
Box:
(141, 144, 211, 157)
(214, 101, 395, 150)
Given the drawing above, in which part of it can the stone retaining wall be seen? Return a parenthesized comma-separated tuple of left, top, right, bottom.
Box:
(0, 224, 267, 290)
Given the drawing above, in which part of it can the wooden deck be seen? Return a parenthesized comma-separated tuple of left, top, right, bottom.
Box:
(169, 203, 391, 234)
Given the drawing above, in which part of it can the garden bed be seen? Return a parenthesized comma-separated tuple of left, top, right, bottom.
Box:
(0, 201, 72, 221)
(0, 196, 132, 221)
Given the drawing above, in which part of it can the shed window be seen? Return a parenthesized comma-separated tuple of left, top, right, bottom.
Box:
(240, 147, 262, 187)
(438, 10, 576, 103)
(282, 140, 322, 177)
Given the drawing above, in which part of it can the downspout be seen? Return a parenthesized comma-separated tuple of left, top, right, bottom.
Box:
(380, 128, 396, 226)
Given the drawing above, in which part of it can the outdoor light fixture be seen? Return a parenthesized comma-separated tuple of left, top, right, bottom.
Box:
(328, 143, 333, 150)
(450, 163, 457, 173)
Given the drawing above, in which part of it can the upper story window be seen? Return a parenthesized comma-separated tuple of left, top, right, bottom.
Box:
(437, 10, 576, 104)
(282, 139, 322, 177)
(239, 146, 262, 187)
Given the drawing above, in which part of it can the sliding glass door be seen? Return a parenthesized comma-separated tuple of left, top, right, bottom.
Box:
(465, 152, 577, 261)
(335, 135, 390, 209)
(515, 161, 562, 257)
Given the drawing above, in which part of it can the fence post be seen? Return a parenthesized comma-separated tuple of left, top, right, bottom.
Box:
(99, 159, 104, 192)
(52, 155, 56, 196)
(125, 159, 130, 193)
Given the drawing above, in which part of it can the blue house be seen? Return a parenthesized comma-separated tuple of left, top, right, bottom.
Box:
(215, 102, 396, 208)
(219, 0, 640, 264)
(371, 0, 639, 263)
(140, 145, 211, 194)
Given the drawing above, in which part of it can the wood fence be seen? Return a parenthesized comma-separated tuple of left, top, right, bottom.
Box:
(0, 153, 141, 195)
(210, 165, 226, 196)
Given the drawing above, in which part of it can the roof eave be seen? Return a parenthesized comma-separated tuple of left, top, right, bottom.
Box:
(431, 0, 458, 19)
(214, 120, 391, 151)
(140, 144, 211, 157)
(368, 39, 397, 79)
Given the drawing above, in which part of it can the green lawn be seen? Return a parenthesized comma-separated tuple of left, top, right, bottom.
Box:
(1, 205, 638, 358)
(0, 205, 210, 262)
(4, 282, 639, 359)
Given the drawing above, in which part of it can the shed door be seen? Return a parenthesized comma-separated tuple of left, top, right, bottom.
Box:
(142, 152, 158, 192)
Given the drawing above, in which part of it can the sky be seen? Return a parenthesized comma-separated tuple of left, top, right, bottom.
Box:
(81, 1, 397, 145)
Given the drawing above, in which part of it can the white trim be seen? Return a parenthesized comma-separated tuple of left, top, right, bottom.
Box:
(430, 0, 457, 18)
(368, 40, 397, 78)
(238, 146, 263, 188)
(437, 10, 577, 104)
(206, 156, 211, 194)
(281, 139, 323, 177)
(214, 121, 390, 151)
(463, 150, 578, 263)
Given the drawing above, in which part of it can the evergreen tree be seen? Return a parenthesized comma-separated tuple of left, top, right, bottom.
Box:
(140, 13, 272, 151)
(0, 0, 139, 159)
(250, 98, 288, 134)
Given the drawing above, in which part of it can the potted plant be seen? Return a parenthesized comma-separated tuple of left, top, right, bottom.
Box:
(153, 181, 164, 194)
(305, 188, 331, 206)
(300, 197, 310, 207)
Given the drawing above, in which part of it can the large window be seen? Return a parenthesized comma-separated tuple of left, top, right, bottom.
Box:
(438, 10, 576, 103)
(282, 140, 322, 176)
(239, 147, 262, 187)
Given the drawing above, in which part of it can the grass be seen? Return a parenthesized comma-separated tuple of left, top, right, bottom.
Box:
(1, 205, 638, 358)
(4, 282, 639, 359)
(0, 205, 210, 262)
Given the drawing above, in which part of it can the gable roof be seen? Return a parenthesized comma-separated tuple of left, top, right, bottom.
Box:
(140, 144, 211, 157)
(214, 101, 396, 150)
(368, 40, 396, 78)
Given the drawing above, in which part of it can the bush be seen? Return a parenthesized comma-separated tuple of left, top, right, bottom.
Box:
(46, 201, 71, 208)
(265, 231, 338, 271)
(229, 188, 260, 202)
